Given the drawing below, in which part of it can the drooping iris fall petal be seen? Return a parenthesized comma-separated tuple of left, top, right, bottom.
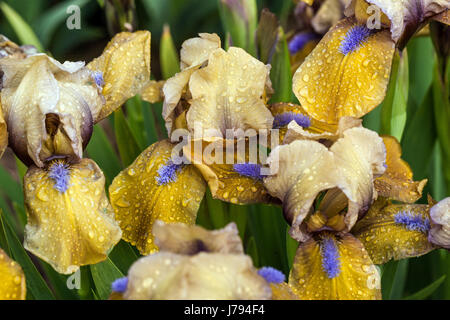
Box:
(109, 139, 206, 255)
(352, 198, 435, 264)
(289, 233, 381, 300)
(293, 17, 395, 124)
(23, 158, 122, 274)
(0, 248, 26, 300)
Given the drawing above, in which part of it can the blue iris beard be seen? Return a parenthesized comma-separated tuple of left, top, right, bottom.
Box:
(321, 237, 341, 279)
(394, 211, 431, 233)
(233, 163, 264, 180)
(155, 159, 183, 185)
(339, 25, 372, 55)
(288, 33, 318, 54)
(92, 71, 105, 87)
(111, 277, 128, 293)
(273, 112, 311, 129)
(48, 162, 70, 193)
(258, 267, 285, 284)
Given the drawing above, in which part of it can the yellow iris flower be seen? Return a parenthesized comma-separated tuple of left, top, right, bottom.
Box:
(109, 33, 277, 255)
(0, 31, 151, 274)
(263, 123, 450, 299)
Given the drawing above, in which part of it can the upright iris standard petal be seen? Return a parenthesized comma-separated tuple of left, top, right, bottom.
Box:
(87, 31, 151, 122)
(374, 136, 427, 203)
(293, 17, 395, 123)
(0, 248, 26, 300)
(23, 158, 122, 274)
(186, 47, 274, 137)
(109, 140, 206, 255)
(162, 33, 221, 134)
(0, 54, 102, 167)
(352, 198, 435, 264)
(289, 233, 381, 300)
(153, 221, 244, 255)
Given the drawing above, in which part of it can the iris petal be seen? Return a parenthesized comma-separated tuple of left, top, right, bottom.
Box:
(289, 233, 381, 300)
(23, 158, 122, 274)
(109, 140, 206, 255)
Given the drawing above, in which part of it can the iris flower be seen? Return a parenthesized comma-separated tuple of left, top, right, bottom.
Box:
(0, 31, 151, 274)
(109, 221, 275, 300)
(0, 248, 26, 300)
(109, 33, 277, 255)
(263, 125, 450, 299)
(293, 0, 449, 124)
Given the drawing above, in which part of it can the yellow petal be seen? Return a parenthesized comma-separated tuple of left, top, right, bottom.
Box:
(124, 252, 272, 300)
(271, 282, 300, 300)
(289, 233, 381, 300)
(352, 198, 435, 264)
(186, 47, 274, 136)
(429, 197, 450, 249)
(183, 138, 276, 205)
(374, 136, 427, 203)
(87, 31, 151, 122)
(23, 158, 122, 274)
(109, 139, 206, 255)
(153, 221, 244, 254)
(162, 33, 221, 134)
(141, 80, 164, 103)
(293, 17, 395, 123)
(1, 54, 102, 167)
(0, 248, 26, 300)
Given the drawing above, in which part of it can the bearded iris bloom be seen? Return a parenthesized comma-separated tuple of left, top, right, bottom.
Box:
(263, 121, 450, 299)
(109, 33, 277, 255)
(0, 31, 151, 274)
(293, 0, 449, 124)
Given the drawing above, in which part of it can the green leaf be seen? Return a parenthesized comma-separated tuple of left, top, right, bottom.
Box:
(125, 96, 146, 150)
(0, 209, 55, 300)
(0, 2, 44, 52)
(205, 188, 228, 229)
(34, 0, 90, 47)
(108, 240, 139, 275)
(389, 259, 409, 300)
(269, 27, 292, 103)
(114, 109, 142, 167)
(403, 275, 446, 300)
(141, 100, 160, 145)
(90, 257, 124, 300)
(380, 49, 409, 141)
(285, 226, 298, 270)
(85, 125, 121, 186)
(401, 88, 436, 179)
(160, 24, 180, 79)
(228, 203, 248, 240)
(246, 236, 259, 267)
